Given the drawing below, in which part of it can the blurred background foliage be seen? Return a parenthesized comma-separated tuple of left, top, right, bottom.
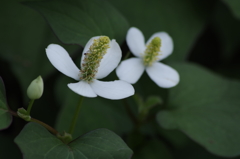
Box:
(1, 0, 240, 158)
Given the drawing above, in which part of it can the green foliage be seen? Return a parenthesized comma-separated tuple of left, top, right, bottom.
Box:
(133, 140, 173, 159)
(222, 0, 240, 19)
(15, 122, 133, 159)
(24, 0, 129, 46)
(157, 63, 240, 157)
(0, 78, 12, 130)
(134, 94, 162, 121)
(211, 1, 240, 61)
(140, 95, 163, 111)
(2, 0, 240, 158)
(0, 0, 64, 93)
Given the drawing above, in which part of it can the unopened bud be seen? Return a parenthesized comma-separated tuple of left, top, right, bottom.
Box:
(27, 76, 44, 99)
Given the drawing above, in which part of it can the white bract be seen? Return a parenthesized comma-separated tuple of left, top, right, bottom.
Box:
(116, 27, 179, 88)
(46, 36, 134, 100)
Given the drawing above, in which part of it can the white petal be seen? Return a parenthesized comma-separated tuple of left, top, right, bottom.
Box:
(146, 32, 173, 61)
(81, 36, 101, 68)
(90, 80, 134, 100)
(126, 27, 146, 57)
(116, 58, 145, 84)
(68, 81, 97, 97)
(95, 39, 122, 79)
(46, 44, 80, 80)
(146, 62, 179, 88)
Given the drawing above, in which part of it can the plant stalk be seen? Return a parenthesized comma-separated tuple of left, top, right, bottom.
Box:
(30, 118, 59, 135)
(8, 109, 59, 136)
(68, 96, 84, 135)
(26, 99, 34, 115)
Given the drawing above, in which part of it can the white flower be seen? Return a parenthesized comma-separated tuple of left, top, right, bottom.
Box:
(116, 27, 179, 88)
(46, 36, 134, 100)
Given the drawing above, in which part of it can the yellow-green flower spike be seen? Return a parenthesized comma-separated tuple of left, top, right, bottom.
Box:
(81, 36, 110, 83)
(143, 37, 161, 66)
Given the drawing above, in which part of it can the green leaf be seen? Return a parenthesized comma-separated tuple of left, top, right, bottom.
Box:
(55, 76, 132, 139)
(107, 0, 215, 61)
(24, 0, 129, 46)
(222, 0, 240, 19)
(15, 122, 133, 159)
(135, 94, 163, 121)
(144, 96, 163, 110)
(0, 0, 70, 94)
(132, 140, 173, 159)
(157, 63, 240, 157)
(211, 2, 240, 61)
(0, 77, 12, 130)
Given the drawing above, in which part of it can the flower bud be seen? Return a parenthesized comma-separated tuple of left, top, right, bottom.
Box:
(27, 76, 44, 99)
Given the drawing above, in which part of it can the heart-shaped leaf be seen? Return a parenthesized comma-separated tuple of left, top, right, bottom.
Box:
(15, 122, 133, 159)
(24, 0, 129, 46)
(0, 77, 12, 130)
(157, 63, 240, 157)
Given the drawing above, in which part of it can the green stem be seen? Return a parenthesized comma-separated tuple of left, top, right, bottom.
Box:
(68, 96, 84, 135)
(8, 109, 59, 136)
(27, 99, 35, 115)
(8, 109, 18, 117)
(31, 118, 59, 135)
(123, 99, 138, 125)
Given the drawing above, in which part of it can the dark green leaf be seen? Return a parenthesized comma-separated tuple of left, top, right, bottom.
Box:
(0, 0, 69, 93)
(157, 63, 240, 157)
(15, 122, 133, 159)
(24, 0, 129, 46)
(108, 0, 215, 61)
(132, 140, 173, 159)
(144, 96, 163, 110)
(222, 0, 240, 19)
(211, 2, 240, 61)
(0, 77, 12, 130)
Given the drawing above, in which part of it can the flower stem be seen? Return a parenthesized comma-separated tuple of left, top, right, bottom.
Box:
(8, 109, 18, 117)
(68, 96, 84, 135)
(30, 118, 59, 135)
(27, 99, 34, 115)
(123, 99, 138, 125)
(8, 109, 59, 136)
